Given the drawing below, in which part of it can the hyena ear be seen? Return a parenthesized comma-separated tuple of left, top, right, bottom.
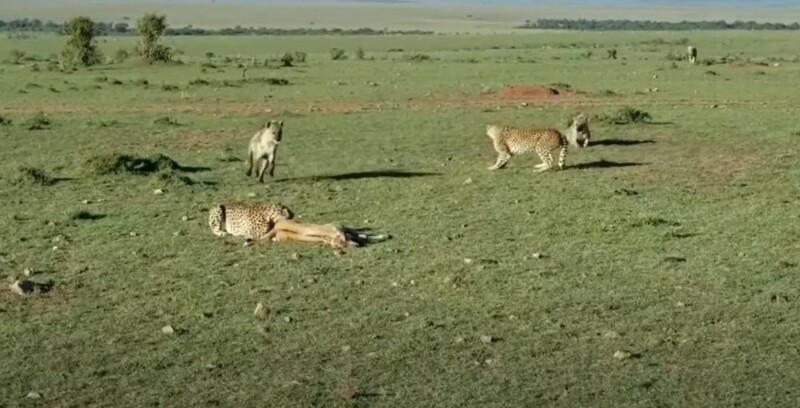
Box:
(278, 120, 284, 127)
(265, 121, 272, 129)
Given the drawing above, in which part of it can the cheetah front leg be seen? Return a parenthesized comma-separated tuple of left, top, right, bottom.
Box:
(489, 152, 511, 171)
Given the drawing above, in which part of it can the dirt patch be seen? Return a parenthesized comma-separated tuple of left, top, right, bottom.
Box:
(497, 85, 564, 101)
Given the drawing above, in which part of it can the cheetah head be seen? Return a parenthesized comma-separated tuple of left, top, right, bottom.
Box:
(486, 125, 502, 140)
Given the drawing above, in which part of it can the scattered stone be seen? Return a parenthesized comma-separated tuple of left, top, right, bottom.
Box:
(181, 215, 189, 222)
(81, 199, 92, 204)
(161, 325, 175, 335)
(614, 188, 639, 196)
(531, 253, 543, 259)
(173, 231, 182, 236)
(284, 316, 293, 323)
(291, 253, 301, 260)
(247, 192, 256, 198)
(613, 350, 633, 360)
(243, 240, 253, 247)
(463, 177, 473, 185)
(676, 301, 686, 307)
(455, 336, 465, 344)
(341, 345, 351, 352)
(129, 231, 138, 237)
(51, 246, 59, 251)
(463, 258, 473, 265)
(602, 330, 621, 339)
(254, 302, 269, 320)
(23, 268, 34, 277)
(26, 392, 41, 400)
(480, 335, 495, 344)
(153, 189, 164, 195)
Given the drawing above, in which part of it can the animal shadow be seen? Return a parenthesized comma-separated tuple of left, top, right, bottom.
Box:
(571, 160, 647, 170)
(281, 170, 440, 182)
(176, 165, 211, 173)
(592, 139, 655, 147)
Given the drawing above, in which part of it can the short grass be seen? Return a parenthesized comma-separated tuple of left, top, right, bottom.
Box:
(2, 30, 800, 407)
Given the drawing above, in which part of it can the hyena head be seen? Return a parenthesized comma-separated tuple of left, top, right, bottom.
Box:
(263, 120, 284, 142)
(565, 113, 591, 147)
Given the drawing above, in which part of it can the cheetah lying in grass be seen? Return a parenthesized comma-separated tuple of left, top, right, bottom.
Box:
(208, 202, 389, 251)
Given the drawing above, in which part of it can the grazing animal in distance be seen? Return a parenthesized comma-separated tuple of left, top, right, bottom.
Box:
(486, 113, 590, 172)
(246, 120, 283, 182)
(688, 46, 698, 64)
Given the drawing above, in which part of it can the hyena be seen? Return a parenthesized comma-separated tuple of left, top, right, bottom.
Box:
(246, 120, 283, 182)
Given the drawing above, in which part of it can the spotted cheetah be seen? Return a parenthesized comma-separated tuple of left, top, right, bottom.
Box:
(208, 202, 349, 249)
(486, 113, 589, 172)
(208, 202, 293, 240)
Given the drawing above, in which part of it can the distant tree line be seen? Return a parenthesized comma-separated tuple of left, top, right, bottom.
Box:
(0, 18, 433, 36)
(520, 18, 800, 31)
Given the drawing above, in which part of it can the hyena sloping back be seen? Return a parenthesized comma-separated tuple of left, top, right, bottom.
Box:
(246, 120, 283, 182)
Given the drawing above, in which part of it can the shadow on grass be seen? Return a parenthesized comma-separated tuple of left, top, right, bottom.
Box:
(280, 170, 440, 182)
(571, 160, 647, 170)
(591, 139, 655, 146)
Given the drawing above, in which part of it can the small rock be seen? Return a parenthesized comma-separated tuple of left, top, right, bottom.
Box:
(173, 231, 182, 236)
(23, 268, 34, 277)
(341, 345, 351, 352)
(129, 231, 138, 237)
(161, 325, 175, 335)
(153, 189, 164, 195)
(480, 335, 495, 344)
(181, 215, 189, 222)
(291, 253, 301, 260)
(676, 301, 686, 307)
(284, 316, 293, 323)
(531, 253, 543, 259)
(463, 177, 473, 185)
(463, 258, 473, 265)
(51, 246, 59, 251)
(247, 192, 256, 198)
(613, 350, 632, 360)
(81, 199, 92, 204)
(391, 281, 399, 287)
(254, 302, 269, 320)
(26, 392, 41, 400)
(455, 336, 465, 344)
(243, 241, 253, 247)
(602, 330, 620, 339)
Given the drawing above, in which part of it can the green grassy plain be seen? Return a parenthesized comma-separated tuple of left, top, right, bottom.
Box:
(2, 29, 800, 407)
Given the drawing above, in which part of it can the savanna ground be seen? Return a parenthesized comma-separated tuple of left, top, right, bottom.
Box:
(1, 26, 800, 407)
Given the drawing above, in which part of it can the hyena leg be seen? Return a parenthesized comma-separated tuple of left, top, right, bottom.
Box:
(246, 150, 254, 177)
(266, 153, 276, 178)
(257, 157, 269, 183)
(557, 145, 568, 170)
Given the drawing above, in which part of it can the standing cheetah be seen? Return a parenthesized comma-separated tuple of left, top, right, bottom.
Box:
(486, 113, 589, 172)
